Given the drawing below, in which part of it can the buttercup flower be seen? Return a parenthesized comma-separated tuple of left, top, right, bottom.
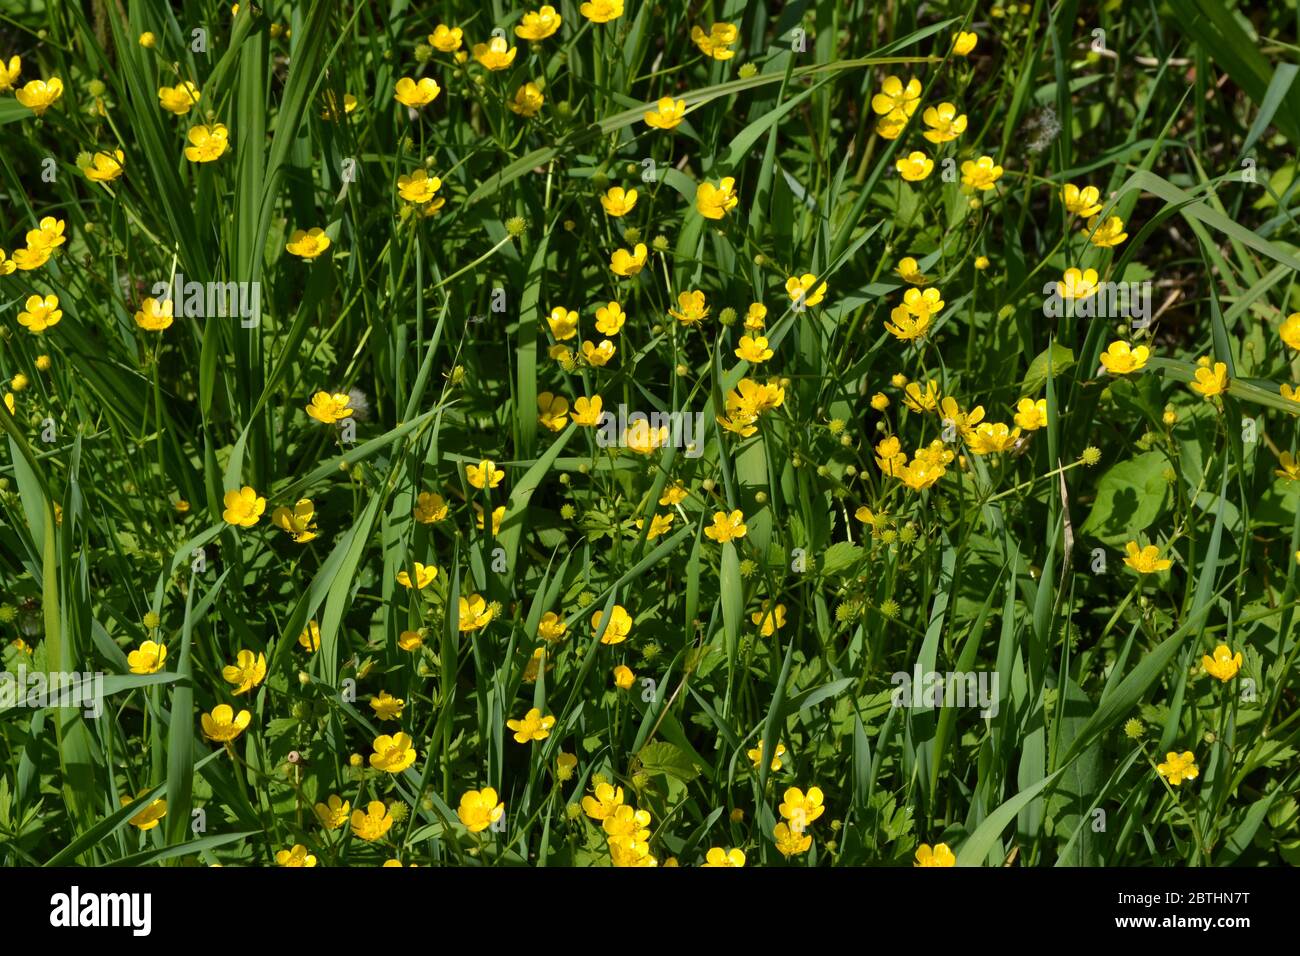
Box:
(1280, 313, 1300, 351)
(222, 486, 266, 527)
(1123, 541, 1172, 574)
(581, 339, 615, 366)
(669, 289, 709, 326)
(705, 509, 747, 543)
(222, 649, 267, 694)
(600, 187, 637, 216)
(1156, 751, 1198, 786)
(158, 81, 201, 114)
(510, 82, 544, 117)
(952, 31, 977, 55)
(692, 23, 739, 60)
(299, 621, 321, 651)
(1098, 341, 1149, 375)
(915, 843, 956, 866)
(0, 55, 19, 93)
(611, 243, 648, 276)
(458, 787, 504, 832)
(314, 794, 350, 830)
(1013, 397, 1048, 430)
(786, 273, 828, 309)
(1189, 361, 1228, 398)
(507, 707, 556, 743)
(276, 844, 317, 867)
(134, 297, 174, 331)
(747, 739, 786, 771)
(1201, 644, 1242, 682)
(778, 786, 825, 832)
(961, 155, 1003, 190)
(751, 602, 786, 636)
(516, 6, 562, 41)
(643, 98, 686, 130)
(306, 390, 353, 423)
(921, 102, 966, 143)
(571, 396, 604, 427)
(1057, 267, 1099, 300)
(83, 149, 125, 183)
(591, 604, 633, 644)
(871, 75, 921, 117)
(286, 227, 332, 260)
(696, 177, 738, 219)
(595, 302, 626, 335)
(467, 459, 505, 489)
(370, 732, 418, 773)
(122, 794, 167, 831)
(579, 0, 624, 24)
(1087, 215, 1128, 247)
(16, 77, 63, 115)
(352, 801, 394, 841)
(1062, 183, 1104, 217)
(473, 36, 517, 71)
(613, 664, 635, 689)
(896, 257, 928, 285)
(414, 491, 449, 523)
(538, 611, 568, 642)
(201, 704, 251, 742)
(397, 169, 444, 208)
(458, 594, 494, 631)
(370, 690, 405, 721)
(538, 392, 569, 431)
(429, 25, 463, 52)
(735, 335, 773, 364)
(774, 822, 812, 857)
(184, 123, 229, 162)
(396, 562, 438, 589)
(17, 294, 62, 334)
(128, 640, 167, 675)
(703, 847, 746, 867)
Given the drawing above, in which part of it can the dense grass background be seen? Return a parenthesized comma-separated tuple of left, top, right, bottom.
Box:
(1, 0, 1298, 866)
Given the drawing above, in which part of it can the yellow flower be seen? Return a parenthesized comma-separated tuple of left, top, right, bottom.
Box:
(396, 562, 438, 589)
(660, 482, 688, 506)
(696, 177, 738, 219)
(636, 513, 675, 540)
(351, 800, 394, 841)
(26, 216, 65, 253)
(222, 486, 266, 527)
(133, 297, 174, 332)
(786, 273, 828, 309)
(669, 289, 709, 325)
(457, 787, 505, 832)
(952, 31, 977, 55)
(158, 81, 201, 114)
(750, 602, 786, 637)
(774, 822, 812, 857)
(398, 630, 424, 652)
(184, 123, 229, 162)
(1189, 361, 1228, 398)
(1061, 183, 1103, 217)
(1156, 751, 1198, 786)
(735, 335, 773, 364)
(966, 422, 1020, 455)
(314, 794, 350, 830)
(16, 77, 64, 115)
(603, 804, 651, 841)
(744, 302, 768, 330)
(286, 227, 331, 260)
(1275, 452, 1300, 481)
(546, 305, 578, 341)
(414, 491, 449, 523)
(1123, 541, 1172, 574)
(885, 305, 931, 341)
(1013, 397, 1048, 431)
(556, 752, 578, 780)
(516, 5, 562, 41)
(691, 22, 739, 60)
(538, 392, 569, 432)
(369, 732, 418, 773)
(538, 611, 568, 642)
(581, 339, 616, 366)
(306, 390, 353, 423)
(1281, 313, 1300, 351)
(600, 187, 637, 216)
(582, 782, 624, 819)
(610, 243, 648, 276)
(0, 55, 20, 93)
(903, 380, 941, 413)
(472, 36, 517, 71)
(10, 246, 50, 271)
(201, 703, 251, 742)
(643, 97, 686, 130)
(127, 640, 167, 675)
(429, 25, 463, 52)
(1086, 215, 1127, 247)
(0, 249, 15, 276)
(397, 169, 444, 207)
(221, 649, 267, 695)
(921, 102, 966, 143)
(895, 257, 928, 285)
(1098, 340, 1149, 375)
(17, 294, 62, 334)
(510, 82, 544, 117)
(875, 109, 910, 140)
(778, 786, 825, 832)
(3, 394, 13, 415)
(705, 509, 748, 543)
(122, 794, 167, 831)
(83, 149, 125, 183)
(319, 91, 357, 119)
(299, 621, 321, 652)
(275, 844, 317, 867)
(1057, 267, 1099, 300)
(747, 739, 786, 771)
(474, 504, 505, 535)
(579, 0, 624, 24)
(467, 458, 505, 489)
(609, 835, 657, 867)
(571, 395, 604, 427)
(613, 664, 635, 690)
(871, 75, 921, 117)
(594, 301, 626, 335)
(1201, 644, 1242, 682)
(960, 155, 1003, 190)
(458, 594, 494, 631)
(370, 690, 405, 721)
(507, 707, 556, 743)
(703, 847, 746, 867)
(591, 605, 633, 644)
(914, 842, 956, 866)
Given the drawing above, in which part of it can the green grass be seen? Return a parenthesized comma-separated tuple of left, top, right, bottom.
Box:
(0, 0, 1298, 867)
